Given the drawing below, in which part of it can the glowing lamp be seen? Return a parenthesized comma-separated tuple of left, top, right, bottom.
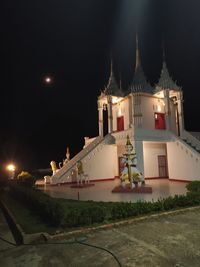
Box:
(118, 107, 122, 116)
(157, 105, 161, 112)
(6, 164, 15, 172)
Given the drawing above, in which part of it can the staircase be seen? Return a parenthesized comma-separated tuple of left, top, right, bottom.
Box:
(166, 130, 200, 181)
(50, 134, 116, 185)
(181, 130, 200, 153)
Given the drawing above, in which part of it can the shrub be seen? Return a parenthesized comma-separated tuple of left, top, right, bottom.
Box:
(186, 181, 200, 193)
(7, 182, 200, 229)
(8, 184, 63, 226)
(17, 171, 36, 187)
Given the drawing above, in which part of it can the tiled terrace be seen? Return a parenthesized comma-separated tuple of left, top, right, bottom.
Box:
(38, 179, 188, 202)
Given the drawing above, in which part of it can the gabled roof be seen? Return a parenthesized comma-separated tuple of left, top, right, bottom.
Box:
(155, 60, 181, 92)
(104, 61, 123, 97)
(130, 34, 153, 94)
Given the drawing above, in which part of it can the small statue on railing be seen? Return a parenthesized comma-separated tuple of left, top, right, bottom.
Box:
(76, 160, 89, 186)
(50, 161, 60, 175)
(44, 160, 60, 184)
(59, 147, 71, 168)
(120, 135, 145, 188)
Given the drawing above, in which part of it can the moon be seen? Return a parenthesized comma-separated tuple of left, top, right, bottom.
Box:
(45, 77, 52, 83)
(44, 76, 53, 84)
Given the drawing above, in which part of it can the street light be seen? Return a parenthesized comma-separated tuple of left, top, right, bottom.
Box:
(6, 164, 16, 179)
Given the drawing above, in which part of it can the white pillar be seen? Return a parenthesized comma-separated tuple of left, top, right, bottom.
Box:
(134, 140, 144, 176)
(107, 96, 113, 133)
(177, 91, 185, 136)
(164, 89, 171, 130)
(129, 95, 133, 128)
(133, 93, 142, 128)
(98, 107, 103, 136)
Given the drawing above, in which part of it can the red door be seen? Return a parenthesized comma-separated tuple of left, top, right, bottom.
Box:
(117, 116, 124, 131)
(155, 113, 166, 129)
(158, 155, 168, 177)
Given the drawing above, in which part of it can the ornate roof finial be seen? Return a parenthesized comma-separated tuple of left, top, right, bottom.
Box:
(135, 32, 141, 70)
(110, 57, 113, 77)
(162, 37, 166, 62)
(119, 72, 122, 90)
(66, 146, 70, 160)
(130, 32, 153, 94)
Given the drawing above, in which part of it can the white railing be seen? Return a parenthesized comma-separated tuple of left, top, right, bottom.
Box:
(170, 132, 200, 158)
(182, 130, 200, 151)
(189, 132, 200, 141)
(51, 134, 115, 184)
(83, 136, 97, 148)
(134, 128, 172, 141)
(112, 128, 133, 143)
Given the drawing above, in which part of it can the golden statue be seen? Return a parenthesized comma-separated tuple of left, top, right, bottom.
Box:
(50, 161, 59, 175)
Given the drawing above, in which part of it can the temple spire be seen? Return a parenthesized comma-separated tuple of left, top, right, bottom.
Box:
(135, 33, 141, 70)
(104, 59, 123, 97)
(162, 38, 166, 62)
(155, 45, 181, 92)
(110, 58, 114, 77)
(130, 33, 153, 94)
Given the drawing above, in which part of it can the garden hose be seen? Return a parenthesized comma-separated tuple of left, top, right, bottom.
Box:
(0, 235, 122, 267)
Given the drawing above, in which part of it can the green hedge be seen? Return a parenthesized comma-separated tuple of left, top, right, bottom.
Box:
(7, 181, 200, 228)
(186, 181, 200, 193)
(8, 183, 108, 227)
(8, 182, 64, 226)
(17, 171, 36, 187)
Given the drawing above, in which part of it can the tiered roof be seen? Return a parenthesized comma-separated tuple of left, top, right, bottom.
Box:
(130, 35, 153, 94)
(155, 60, 180, 92)
(104, 60, 123, 97)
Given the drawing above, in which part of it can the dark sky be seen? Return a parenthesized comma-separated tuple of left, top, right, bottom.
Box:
(1, 0, 200, 171)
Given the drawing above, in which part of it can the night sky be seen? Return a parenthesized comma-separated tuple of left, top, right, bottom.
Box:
(1, 0, 200, 172)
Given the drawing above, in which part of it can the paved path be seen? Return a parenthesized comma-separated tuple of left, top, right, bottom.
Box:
(1, 207, 200, 266)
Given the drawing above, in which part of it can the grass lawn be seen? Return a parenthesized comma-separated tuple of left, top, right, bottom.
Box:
(1, 191, 114, 235)
(2, 193, 58, 234)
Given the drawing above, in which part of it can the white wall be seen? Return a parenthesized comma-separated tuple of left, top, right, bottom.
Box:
(112, 97, 130, 131)
(169, 99, 177, 134)
(143, 142, 167, 178)
(140, 95, 177, 134)
(167, 141, 200, 181)
(83, 144, 118, 180)
(141, 96, 165, 130)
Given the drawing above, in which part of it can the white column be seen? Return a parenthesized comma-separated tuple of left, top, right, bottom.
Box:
(129, 95, 133, 128)
(133, 93, 142, 128)
(177, 91, 185, 136)
(164, 89, 171, 130)
(135, 140, 144, 176)
(98, 107, 103, 136)
(107, 96, 113, 133)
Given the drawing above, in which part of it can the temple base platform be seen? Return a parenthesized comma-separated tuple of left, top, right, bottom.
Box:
(112, 185, 152, 193)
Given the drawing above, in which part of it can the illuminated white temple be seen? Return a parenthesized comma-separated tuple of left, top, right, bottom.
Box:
(50, 37, 200, 185)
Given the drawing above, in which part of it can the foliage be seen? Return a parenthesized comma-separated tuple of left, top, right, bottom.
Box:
(7, 182, 200, 229)
(16, 171, 36, 187)
(186, 181, 200, 193)
(8, 184, 108, 227)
